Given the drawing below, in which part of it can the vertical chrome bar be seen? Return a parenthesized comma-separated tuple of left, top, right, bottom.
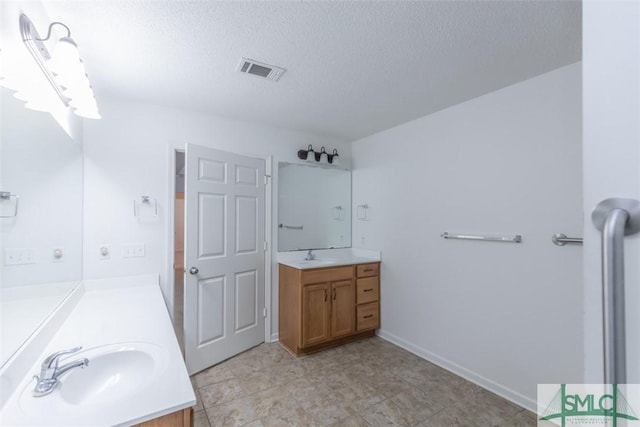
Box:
(601, 209, 629, 385)
(592, 198, 640, 385)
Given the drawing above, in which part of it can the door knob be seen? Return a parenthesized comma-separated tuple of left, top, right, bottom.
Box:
(189, 267, 199, 275)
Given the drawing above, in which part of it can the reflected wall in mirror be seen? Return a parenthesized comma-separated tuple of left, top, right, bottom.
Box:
(0, 87, 83, 368)
(278, 162, 351, 251)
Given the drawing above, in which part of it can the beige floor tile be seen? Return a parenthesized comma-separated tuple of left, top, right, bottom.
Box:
(292, 381, 336, 411)
(333, 381, 387, 413)
(193, 409, 210, 427)
(192, 337, 531, 427)
(331, 415, 372, 427)
(193, 363, 236, 388)
(238, 369, 283, 395)
(250, 385, 299, 419)
(419, 405, 480, 427)
(305, 399, 353, 425)
(260, 407, 316, 427)
(468, 388, 523, 424)
(199, 378, 245, 408)
(390, 385, 447, 420)
(269, 359, 307, 383)
(359, 398, 416, 426)
(363, 374, 414, 398)
(205, 396, 259, 427)
(501, 410, 537, 427)
(226, 354, 268, 377)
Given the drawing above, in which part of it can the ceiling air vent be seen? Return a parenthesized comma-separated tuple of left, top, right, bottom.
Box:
(237, 57, 286, 82)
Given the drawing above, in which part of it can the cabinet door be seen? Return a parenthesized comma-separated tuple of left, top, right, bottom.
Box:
(302, 283, 330, 347)
(331, 280, 354, 338)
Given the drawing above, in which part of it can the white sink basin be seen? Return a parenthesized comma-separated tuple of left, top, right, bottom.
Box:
(60, 346, 155, 405)
(19, 342, 169, 415)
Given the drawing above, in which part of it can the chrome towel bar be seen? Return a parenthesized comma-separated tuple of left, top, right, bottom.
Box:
(552, 233, 583, 246)
(440, 232, 522, 243)
(278, 224, 303, 230)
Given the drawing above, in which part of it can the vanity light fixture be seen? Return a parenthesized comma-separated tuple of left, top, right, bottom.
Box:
(19, 13, 100, 119)
(297, 145, 341, 165)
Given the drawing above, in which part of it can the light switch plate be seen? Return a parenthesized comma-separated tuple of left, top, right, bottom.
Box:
(5, 248, 36, 266)
(122, 244, 145, 258)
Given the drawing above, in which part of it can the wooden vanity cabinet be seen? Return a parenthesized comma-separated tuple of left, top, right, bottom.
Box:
(355, 262, 380, 331)
(134, 407, 192, 427)
(279, 262, 380, 356)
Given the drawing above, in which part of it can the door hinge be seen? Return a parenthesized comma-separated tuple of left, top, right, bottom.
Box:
(263, 241, 268, 252)
(263, 307, 268, 318)
(264, 174, 271, 184)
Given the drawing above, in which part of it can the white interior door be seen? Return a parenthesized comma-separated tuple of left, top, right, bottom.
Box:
(184, 143, 265, 374)
(583, 1, 640, 383)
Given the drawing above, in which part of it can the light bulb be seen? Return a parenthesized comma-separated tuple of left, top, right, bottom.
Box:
(48, 37, 81, 75)
(74, 105, 101, 119)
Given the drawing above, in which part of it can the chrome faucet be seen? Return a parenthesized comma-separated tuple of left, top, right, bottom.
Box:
(33, 346, 89, 397)
(305, 249, 316, 261)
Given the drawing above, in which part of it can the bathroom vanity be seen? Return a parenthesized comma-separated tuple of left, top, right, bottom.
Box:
(0, 275, 195, 426)
(278, 252, 380, 356)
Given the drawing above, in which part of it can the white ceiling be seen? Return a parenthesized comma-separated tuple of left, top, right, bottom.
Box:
(40, 0, 581, 141)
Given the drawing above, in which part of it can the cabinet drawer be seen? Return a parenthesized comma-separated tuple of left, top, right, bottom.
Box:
(301, 266, 353, 284)
(356, 277, 379, 304)
(356, 263, 378, 278)
(357, 302, 379, 331)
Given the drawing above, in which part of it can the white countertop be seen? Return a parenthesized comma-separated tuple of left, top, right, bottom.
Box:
(277, 247, 381, 269)
(0, 274, 195, 426)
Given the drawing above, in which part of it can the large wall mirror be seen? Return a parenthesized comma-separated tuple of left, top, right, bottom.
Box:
(278, 162, 351, 251)
(0, 89, 83, 368)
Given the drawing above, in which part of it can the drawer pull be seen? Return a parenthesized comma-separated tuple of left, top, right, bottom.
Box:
(363, 288, 373, 292)
(363, 314, 374, 319)
(333, 289, 336, 300)
(364, 268, 373, 272)
(324, 290, 327, 302)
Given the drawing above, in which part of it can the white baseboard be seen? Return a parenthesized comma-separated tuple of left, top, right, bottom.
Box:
(377, 329, 537, 413)
(270, 332, 279, 343)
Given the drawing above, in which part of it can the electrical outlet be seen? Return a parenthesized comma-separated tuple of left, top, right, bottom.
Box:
(122, 244, 145, 258)
(52, 247, 64, 263)
(5, 248, 36, 266)
(99, 244, 111, 260)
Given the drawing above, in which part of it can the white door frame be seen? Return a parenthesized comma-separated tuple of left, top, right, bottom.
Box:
(165, 142, 273, 344)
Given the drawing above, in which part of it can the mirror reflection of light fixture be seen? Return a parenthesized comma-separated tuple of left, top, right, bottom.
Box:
(19, 13, 100, 119)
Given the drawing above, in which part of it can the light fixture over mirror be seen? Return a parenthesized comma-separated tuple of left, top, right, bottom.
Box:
(17, 13, 100, 119)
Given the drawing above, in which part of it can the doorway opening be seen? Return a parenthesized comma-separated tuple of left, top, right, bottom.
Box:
(174, 150, 186, 353)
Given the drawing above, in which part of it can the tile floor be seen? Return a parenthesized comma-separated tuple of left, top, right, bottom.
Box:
(190, 337, 536, 426)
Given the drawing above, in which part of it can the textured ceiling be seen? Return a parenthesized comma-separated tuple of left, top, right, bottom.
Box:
(39, 1, 581, 141)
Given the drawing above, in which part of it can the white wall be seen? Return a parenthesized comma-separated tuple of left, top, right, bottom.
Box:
(82, 98, 350, 334)
(583, 2, 640, 383)
(351, 63, 582, 410)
